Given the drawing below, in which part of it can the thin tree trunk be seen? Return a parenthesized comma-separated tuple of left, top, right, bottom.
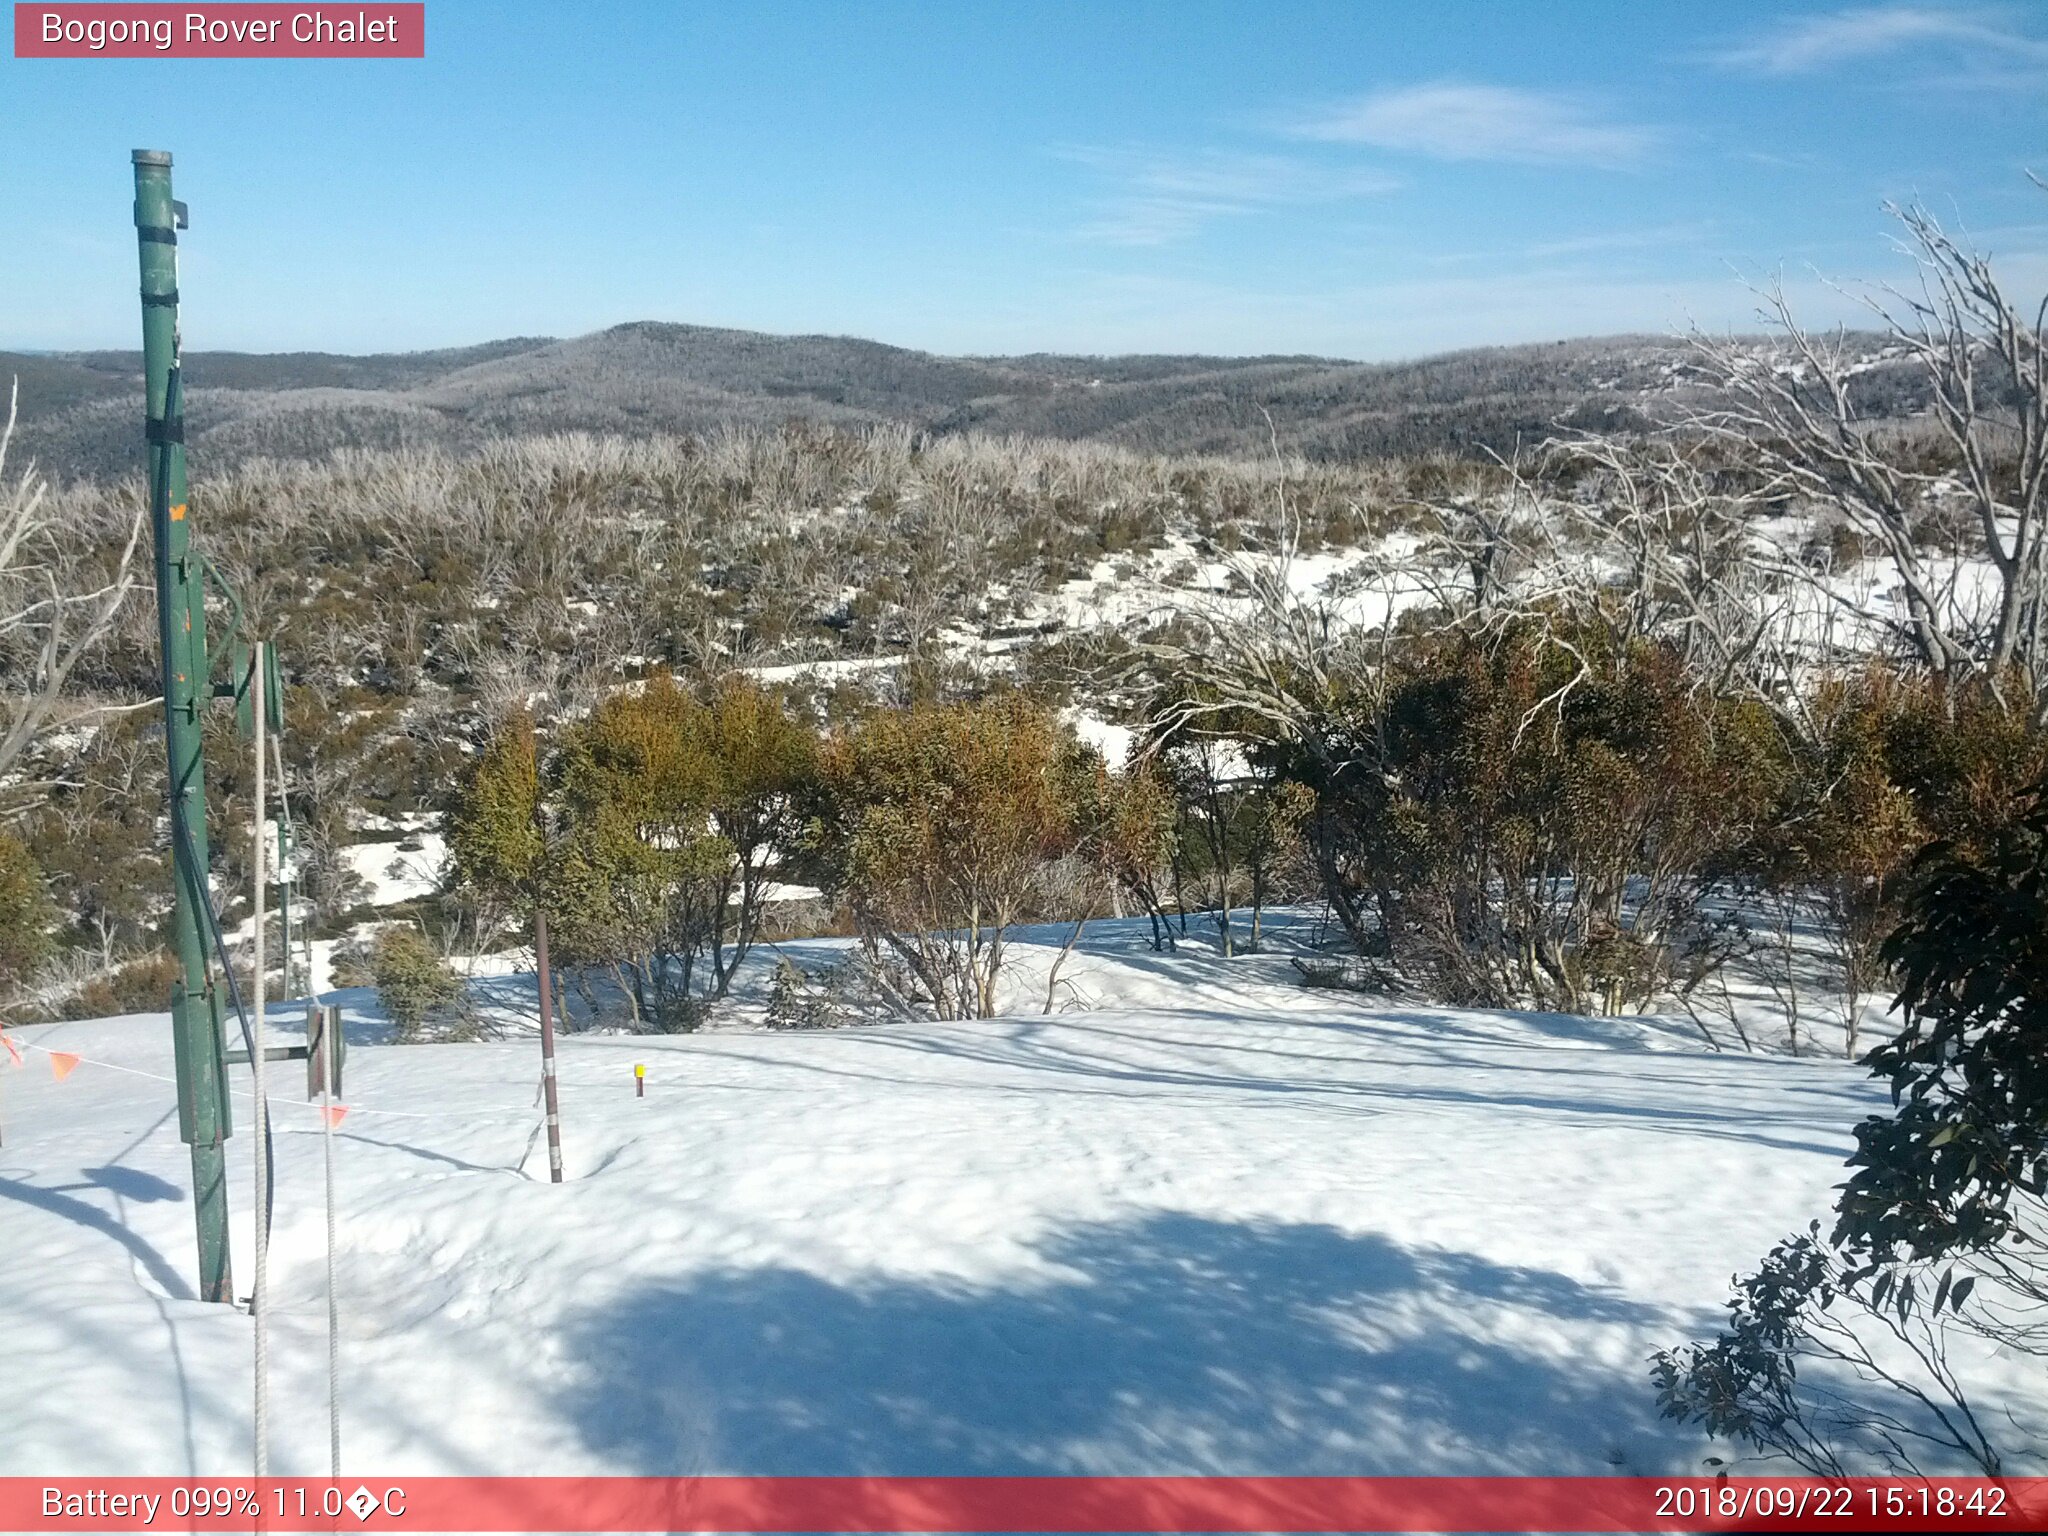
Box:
(1044, 911, 1090, 1015)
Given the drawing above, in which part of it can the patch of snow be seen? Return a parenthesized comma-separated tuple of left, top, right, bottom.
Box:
(339, 832, 445, 908)
(1065, 711, 1136, 766)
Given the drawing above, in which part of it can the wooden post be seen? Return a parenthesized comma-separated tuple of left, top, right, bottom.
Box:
(535, 909, 564, 1184)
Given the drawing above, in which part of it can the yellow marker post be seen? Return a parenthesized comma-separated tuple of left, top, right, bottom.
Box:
(634, 1062, 645, 1099)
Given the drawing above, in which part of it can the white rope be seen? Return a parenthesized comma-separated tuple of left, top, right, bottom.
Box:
(271, 734, 298, 1000)
(251, 642, 271, 1481)
(4, 1035, 539, 1120)
(319, 1007, 340, 1479)
(9, 1034, 677, 1108)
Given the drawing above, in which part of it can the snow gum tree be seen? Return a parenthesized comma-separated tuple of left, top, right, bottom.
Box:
(1687, 195, 2048, 720)
(0, 381, 144, 808)
(552, 673, 816, 1027)
(448, 678, 817, 1031)
(445, 709, 547, 914)
(443, 707, 571, 1016)
(1147, 713, 1311, 959)
(0, 380, 141, 1013)
(1034, 747, 1185, 1008)
(0, 830, 55, 999)
(808, 696, 1088, 1020)
(1278, 618, 1785, 1015)
(1745, 674, 2048, 1055)
(1084, 752, 1179, 952)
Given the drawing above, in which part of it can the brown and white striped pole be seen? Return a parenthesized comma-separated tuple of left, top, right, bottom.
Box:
(534, 910, 564, 1184)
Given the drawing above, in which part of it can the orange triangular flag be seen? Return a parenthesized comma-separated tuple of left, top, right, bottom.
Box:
(0, 1030, 21, 1067)
(321, 1104, 349, 1128)
(49, 1051, 81, 1081)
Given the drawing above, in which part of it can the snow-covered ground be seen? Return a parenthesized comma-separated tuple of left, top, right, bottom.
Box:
(335, 831, 446, 909)
(1, 916, 2037, 1478)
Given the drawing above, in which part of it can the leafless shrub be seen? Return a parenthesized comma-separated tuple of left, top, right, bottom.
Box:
(0, 380, 146, 811)
(1687, 193, 2047, 720)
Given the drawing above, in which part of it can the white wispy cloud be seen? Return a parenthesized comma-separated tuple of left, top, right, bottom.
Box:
(1711, 4, 2048, 78)
(1741, 149, 1830, 171)
(1420, 221, 1724, 269)
(937, 267, 1813, 359)
(1060, 146, 1399, 246)
(1523, 220, 1722, 260)
(943, 241, 2048, 358)
(1284, 82, 1660, 168)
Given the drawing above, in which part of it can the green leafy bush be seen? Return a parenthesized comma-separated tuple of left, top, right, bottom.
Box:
(60, 951, 182, 1020)
(0, 832, 55, 994)
(371, 925, 466, 1043)
(808, 696, 1088, 1019)
(1653, 779, 2048, 1475)
(1291, 621, 1784, 1014)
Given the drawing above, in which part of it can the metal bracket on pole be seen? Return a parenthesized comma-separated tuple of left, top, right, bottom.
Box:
(307, 1003, 345, 1099)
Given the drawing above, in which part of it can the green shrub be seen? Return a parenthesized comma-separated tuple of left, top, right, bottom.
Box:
(0, 833, 55, 994)
(371, 926, 465, 1043)
(1291, 620, 1787, 1013)
(61, 951, 182, 1020)
(809, 696, 1088, 1018)
(1652, 779, 2048, 1476)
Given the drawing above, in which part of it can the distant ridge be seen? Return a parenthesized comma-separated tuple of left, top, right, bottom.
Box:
(2, 321, 1908, 482)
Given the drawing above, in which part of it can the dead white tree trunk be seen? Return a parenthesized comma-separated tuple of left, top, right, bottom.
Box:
(1686, 192, 2047, 718)
(0, 380, 146, 809)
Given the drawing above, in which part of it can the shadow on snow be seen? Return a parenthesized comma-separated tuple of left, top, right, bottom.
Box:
(552, 1209, 1692, 1477)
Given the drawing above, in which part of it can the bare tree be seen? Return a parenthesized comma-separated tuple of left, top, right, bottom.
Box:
(1687, 193, 2047, 719)
(0, 381, 146, 808)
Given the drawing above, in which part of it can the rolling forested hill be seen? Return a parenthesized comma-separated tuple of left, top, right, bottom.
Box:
(4, 322, 1915, 483)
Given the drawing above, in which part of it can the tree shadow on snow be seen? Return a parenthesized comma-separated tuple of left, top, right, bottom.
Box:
(840, 1020, 1867, 1161)
(0, 1172, 194, 1301)
(80, 1165, 184, 1202)
(552, 1210, 1694, 1477)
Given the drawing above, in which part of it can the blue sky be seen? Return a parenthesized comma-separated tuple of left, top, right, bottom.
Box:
(5, 1, 2044, 358)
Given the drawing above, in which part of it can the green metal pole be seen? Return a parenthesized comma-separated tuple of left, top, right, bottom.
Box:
(134, 149, 234, 1305)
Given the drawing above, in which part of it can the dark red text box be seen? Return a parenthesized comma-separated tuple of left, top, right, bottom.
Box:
(14, 4, 424, 57)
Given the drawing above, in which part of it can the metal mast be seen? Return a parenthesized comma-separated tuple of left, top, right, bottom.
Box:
(134, 149, 235, 1304)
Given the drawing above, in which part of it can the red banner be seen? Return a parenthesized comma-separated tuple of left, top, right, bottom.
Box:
(5, 1477, 2047, 1532)
(13, 4, 424, 58)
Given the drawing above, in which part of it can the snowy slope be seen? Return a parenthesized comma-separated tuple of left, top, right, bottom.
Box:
(0, 920, 2033, 1478)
